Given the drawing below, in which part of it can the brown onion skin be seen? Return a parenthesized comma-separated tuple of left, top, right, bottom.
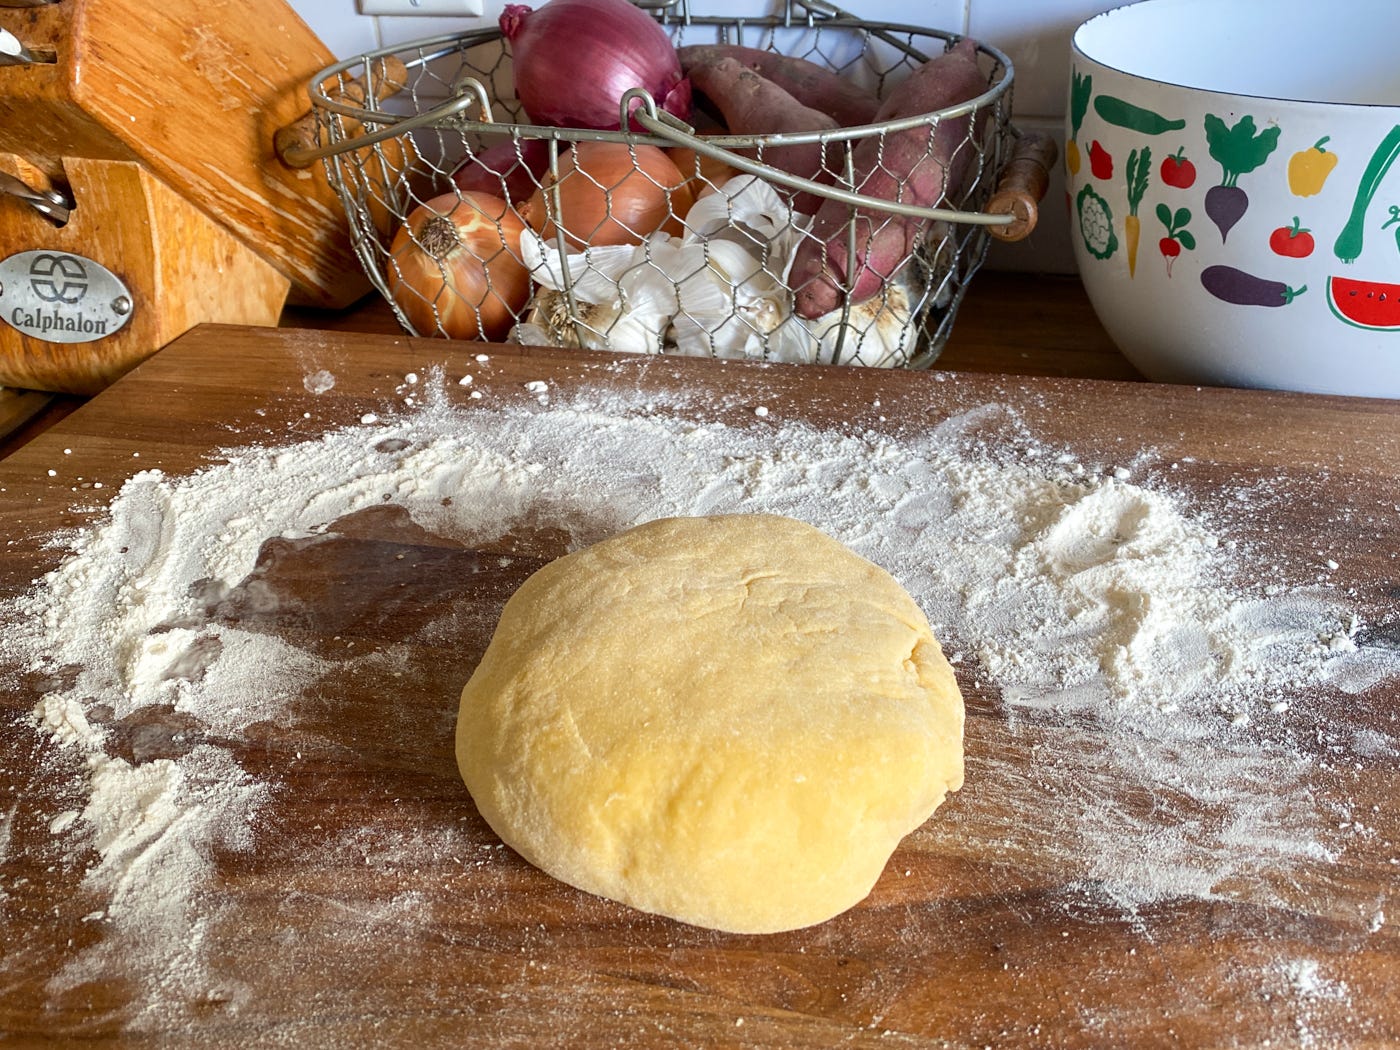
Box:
(523, 142, 695, 249)
(667, 145, 741, 199)
(387, 192, 531, 341)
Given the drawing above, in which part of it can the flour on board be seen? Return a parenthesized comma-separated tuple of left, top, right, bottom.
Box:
(2, 377, 1396, 1031)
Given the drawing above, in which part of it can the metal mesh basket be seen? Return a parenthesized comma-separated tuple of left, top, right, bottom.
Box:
(284, 0, 1035, 368)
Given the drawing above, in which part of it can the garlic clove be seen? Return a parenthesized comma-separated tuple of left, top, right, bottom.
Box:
(803, 278, 917, 368)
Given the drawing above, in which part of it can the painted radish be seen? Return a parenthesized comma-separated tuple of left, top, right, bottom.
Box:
(1200, 265, 1305, 307)
(1202, 113, 1279, 243)
(1159, 236, 1181, 274)
(1155, 202, 1194, 278)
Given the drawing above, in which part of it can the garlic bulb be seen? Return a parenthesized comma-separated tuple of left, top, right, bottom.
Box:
(669, 175, 813, 361)
(683, 174, 800, 249)
(519, 230, 680, 354)
(799, 273, 920, 368)
(511, 172, 921, 367)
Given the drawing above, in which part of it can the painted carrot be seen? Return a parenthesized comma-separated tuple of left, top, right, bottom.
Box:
(1125, 146, 1150, 277)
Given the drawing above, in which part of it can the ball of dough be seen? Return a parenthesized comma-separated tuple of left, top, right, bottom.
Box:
(455, 514, 964, 933)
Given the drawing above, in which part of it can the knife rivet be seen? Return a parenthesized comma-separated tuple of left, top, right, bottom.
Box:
(112, 295, 131, 315)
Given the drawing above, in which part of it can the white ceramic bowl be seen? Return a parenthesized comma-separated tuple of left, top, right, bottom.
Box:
(1068, 0, 1400, 398)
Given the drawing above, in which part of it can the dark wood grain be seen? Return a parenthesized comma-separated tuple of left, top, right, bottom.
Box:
(0, 272, 1134, 456)
(1, 325, 1397, 1048)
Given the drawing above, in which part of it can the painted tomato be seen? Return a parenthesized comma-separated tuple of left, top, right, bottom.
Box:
(1160, 147, 1196, 189)
(1269, 217, 1314, 258)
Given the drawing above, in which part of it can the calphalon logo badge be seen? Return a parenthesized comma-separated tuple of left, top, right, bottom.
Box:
(17, 253, 104, 335)
(0, 249, 133, 344)
(28, 253, 90, 305)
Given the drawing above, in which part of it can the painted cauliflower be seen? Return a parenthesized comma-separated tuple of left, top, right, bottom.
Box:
(1077, 184, 1118, 261)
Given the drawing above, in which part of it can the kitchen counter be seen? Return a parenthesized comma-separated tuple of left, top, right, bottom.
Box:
(0, 272, 1138, 460)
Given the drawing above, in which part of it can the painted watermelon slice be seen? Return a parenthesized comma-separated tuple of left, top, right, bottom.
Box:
(1328, 275, 1400, 330)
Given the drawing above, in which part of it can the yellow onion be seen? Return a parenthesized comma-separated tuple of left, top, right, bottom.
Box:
(387, 191, 531, 340)
(523, 141, 694, 249)
(667, 144, 742, 201)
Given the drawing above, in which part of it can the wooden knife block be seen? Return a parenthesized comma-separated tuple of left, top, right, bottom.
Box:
(0, 0, 370, 310)
(0, 154, 288, 395)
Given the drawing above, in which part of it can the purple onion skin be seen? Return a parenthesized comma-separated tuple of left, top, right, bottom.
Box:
(500, 0, 691, 132)
(451, 137, 552, 204)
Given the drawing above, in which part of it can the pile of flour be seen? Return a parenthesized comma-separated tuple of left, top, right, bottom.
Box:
(3, 372, 1395, 1028)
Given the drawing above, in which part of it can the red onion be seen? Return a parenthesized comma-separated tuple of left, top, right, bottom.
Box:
(452, 137, 552, 205)
(499, 0, 691, 132)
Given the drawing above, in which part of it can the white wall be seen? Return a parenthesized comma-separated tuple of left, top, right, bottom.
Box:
(290, 0, 1125, 273)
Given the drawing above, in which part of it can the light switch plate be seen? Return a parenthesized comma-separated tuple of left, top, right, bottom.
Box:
(359, 0, 483, 15)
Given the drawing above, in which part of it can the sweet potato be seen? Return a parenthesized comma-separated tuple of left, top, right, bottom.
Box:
(788, 38, 990, 319)
(678, 43, 880, 127)
(685, 56, 839, 214)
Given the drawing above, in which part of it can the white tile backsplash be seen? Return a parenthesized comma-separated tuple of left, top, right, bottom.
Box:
(968, 0, 1119, 120)
(287, 0, 1117, 271)
(293, 0, 381, 64)
(374, 12, 475, 47)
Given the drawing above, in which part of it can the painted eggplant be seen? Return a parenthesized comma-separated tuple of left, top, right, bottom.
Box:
(1200, 265, 1306, 307)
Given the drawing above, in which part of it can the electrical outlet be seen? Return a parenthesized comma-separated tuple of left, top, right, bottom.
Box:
(358, 0, 483, 16)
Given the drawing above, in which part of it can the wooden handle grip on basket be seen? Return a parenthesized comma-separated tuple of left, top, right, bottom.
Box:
(274, 56, 410, 168)
(985, 131, 1058, 243)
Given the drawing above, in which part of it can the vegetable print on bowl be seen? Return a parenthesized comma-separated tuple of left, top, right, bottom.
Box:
(1067, 0, 1400, 398)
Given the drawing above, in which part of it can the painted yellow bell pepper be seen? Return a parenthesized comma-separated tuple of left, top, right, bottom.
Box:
(1288, 137, 1339, 197)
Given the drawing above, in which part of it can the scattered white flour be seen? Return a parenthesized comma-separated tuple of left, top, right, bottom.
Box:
(3, 376, 1396, 1033)
(1272, 959, 1355, 1049)
(302, 370, 336, 395)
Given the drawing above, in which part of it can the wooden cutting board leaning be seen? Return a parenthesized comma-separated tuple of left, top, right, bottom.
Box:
(0, 325, 1397, 1047)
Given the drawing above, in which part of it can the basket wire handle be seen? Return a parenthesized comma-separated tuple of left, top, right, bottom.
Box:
(276, 72, 496, 169)
(626, 88, 1018, 229)
(275, 56, 410, 168)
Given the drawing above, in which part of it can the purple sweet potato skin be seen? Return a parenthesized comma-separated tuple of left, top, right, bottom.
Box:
(789, 38, 989, 319)
(686, 56, 839, 213)
(679, 43, 880, 127)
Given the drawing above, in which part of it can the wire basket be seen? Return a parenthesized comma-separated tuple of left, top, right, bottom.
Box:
(282, 0, 1047, 369)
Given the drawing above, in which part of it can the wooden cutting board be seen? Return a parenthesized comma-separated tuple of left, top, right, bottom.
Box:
(1, 325, 1398, 1048)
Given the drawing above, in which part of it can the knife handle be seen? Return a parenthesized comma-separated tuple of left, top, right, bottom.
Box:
(0, 168, 71, 224)
(274, 56, 409, 169)
(0, 25, 55, 64)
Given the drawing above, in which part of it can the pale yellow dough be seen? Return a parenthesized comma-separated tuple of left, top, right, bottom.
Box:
(455, 514, 964, 933)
